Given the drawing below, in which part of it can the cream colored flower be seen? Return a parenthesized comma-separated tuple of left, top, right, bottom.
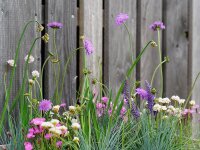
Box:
(69, 106, 76, 114)
(73, 137, 79, 143)
(50, 119, 60, 126)
(57, 125, 67, 132)
(153, 104, 162, 112)
(161, 106, 167, 111)
(41, 122, 54, 129)
(28, 79, 35, 85)
(24, 55, 34, 63)
(52, 105, 60, 113)
(7, 59, 15, 67)
(32, 70, 40, 78)
(171, 95, 180, 102)
(49, 127, 62, 136)
(179, 99, 185, 104)
(189, 100, 195, 106)
(71, 122, 80, 130)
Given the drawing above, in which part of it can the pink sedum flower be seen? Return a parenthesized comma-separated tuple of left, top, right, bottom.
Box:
(30, 118, 45, 126)
(56, 141, 63, 148)
(45, 133, 52, 140)
(24, 142, 33, 150)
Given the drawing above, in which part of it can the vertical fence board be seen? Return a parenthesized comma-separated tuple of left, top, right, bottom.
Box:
(0, 1, 41, 111)
(165, 0, 189, 98)
(45, 0, 77, 105)
(79, 0, 103, 92)
(104, 0, 136, 95)
(140, 0, 162, 92)
(191, 0, 200, 138)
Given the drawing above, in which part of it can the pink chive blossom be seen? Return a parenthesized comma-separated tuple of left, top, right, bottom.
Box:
(45, 133, 52, 140)
(149, 21, 165, 31)
(120, 106, 127, 117)
(56, 141, 63, 148)
(96, 103, 103, 109)
(83, 38, 94, 55)
(115, 13, 129, 25)
(24, 142, 33, 150)
(108, 109, 112, 116)
(102, 97, 109, 103)
(47, 22, 63, 29)
(39, 99, 52, 111)
(30, 118, 45, 126)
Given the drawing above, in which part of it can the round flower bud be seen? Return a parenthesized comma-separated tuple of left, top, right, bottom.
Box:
(52, 105, 60, 113)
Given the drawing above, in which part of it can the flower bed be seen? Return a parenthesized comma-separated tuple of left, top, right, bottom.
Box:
(0, 13, 200, 150)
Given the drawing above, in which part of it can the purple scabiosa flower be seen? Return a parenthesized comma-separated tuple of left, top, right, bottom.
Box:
(83, 38, 94, 55)
(115, 13, 129, 25)
(39, 99, 52, 112)
(135, 88, 148, 99)
(47, 22, 63, 29)
(145, 81, 155, 113)
(149, 21, 165, 31)
(56, 141, 62, 148)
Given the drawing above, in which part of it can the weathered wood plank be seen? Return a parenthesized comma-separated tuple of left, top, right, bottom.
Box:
(44, 0, 77, 105)
(104, 0, 136, 96)
(191, 0, 200, 138)
(79, 0, 103, 93)
(140, 0, 162, 93)
(165, 0, 189, 98)
(0, 1, 41, 111)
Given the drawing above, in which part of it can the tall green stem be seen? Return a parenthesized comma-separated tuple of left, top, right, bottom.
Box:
(123, 23, 134, 62)
(157, 29, 163, 97)
(151, 59, 167, 87)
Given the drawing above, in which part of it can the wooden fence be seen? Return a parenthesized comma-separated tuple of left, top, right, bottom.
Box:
(0, 0, 200, 130)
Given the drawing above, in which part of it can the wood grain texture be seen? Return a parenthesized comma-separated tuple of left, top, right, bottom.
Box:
(0, 0, 41, 111)
(140, 0, 162, 91)
(104, 0, 136, 95)
(79, 0, 103, 90)
(191, 0, 200, 138)
(45, 0, 77, 105)
(165, 0, 189, 98)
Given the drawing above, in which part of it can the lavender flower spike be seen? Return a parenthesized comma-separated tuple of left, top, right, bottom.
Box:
(149, 21, 165, 31)
(135, 88, 148, 100)
(131, 100, 140, 119)
(115, 13, 129, 25)
(145, 81, 155, 113)
(47, 22, 63, 29)
(83, 38, 94, 55)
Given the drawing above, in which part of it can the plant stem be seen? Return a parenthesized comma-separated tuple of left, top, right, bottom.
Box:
(157, 29, 163, 97)
(123, 23, 134, 62)
(151, 59, 167, 87)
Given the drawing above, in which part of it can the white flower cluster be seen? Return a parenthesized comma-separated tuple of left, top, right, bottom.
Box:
(158, 97, 171, 104)
(24, 55, 34, 63)
(7, 59, 15, 67)
(32, 70, 40, 78)
(171, 95, 185, 104)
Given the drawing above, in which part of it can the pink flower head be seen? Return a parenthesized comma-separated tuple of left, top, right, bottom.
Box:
(115, 13, 129, 25)
(149, 21, 165, 31)
(45, 133, 52, 140)
(47, 22, 63, 29)
(39, 99, 52, 111)
(182, 109, 189, 115)
(135, 88, 148, 99)
(56, 141, 63, 148)
(102, 97, 109, 103)
(120, 106, 127, 116)
(192, 104, 200, 109)
(30, 118, 45, 126)
(108, 109, 112, 116)
(24, 142, 33, 150)
(60, 103, 66, 107)
(96, 103, 103, 109)
(83, 38, 94, 55)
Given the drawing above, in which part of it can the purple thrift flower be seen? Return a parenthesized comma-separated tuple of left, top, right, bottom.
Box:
(39, 99, 52, 111)
(145, 81, 155, 113)
(83, 39, 94, 55)
(115, 13, 129, 25)
(149, 21, 165, 31)
(47, 22, 63, 29)
(135, 88, 148, 99)
(56, 141, 62, 148)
